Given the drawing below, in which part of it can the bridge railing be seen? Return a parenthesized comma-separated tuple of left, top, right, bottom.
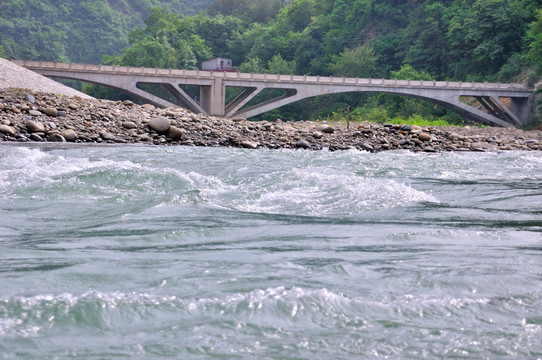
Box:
(12, 59, 530, 91)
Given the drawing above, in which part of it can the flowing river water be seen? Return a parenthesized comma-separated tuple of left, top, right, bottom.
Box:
(1, 143, 541, 359)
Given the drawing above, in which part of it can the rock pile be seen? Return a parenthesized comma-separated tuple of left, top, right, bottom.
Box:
(1, 89, 542, 152)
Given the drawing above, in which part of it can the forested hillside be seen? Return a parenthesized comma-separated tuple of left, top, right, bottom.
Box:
(96, 0, 542, 123)
(2, 0, 541, 123)
(0, 0, 214, 64)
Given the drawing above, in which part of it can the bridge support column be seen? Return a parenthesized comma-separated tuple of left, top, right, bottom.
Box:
(200, 77, 225, 116)
(510, 97, 531, 126)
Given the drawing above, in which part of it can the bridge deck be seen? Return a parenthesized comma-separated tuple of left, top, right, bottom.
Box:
(12, 60, 529, 92)
(11, 60, 533, 127)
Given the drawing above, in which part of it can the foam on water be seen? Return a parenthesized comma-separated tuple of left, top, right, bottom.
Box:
(228, 170, 438, 215)
(2, 286, 541, 357)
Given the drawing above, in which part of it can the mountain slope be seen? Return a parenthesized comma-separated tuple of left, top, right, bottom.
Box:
(0, 0, 214, 64)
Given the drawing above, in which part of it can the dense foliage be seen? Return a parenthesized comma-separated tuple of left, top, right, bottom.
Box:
(0, 0, 213, 64)
(96, 0, 541, 122)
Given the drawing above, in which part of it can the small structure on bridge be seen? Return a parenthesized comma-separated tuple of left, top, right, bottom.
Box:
(202, 58, 234, 71)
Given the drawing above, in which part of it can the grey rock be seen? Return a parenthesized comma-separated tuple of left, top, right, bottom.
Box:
(48, 133, 66, 142)
(122, 121, 137, 129)
(0, 124, 16, 135)
(42, 107, 58, 117)
(470, 142, 497, 151)
(148, 117, 171, 133)
(418, 132, 432, 142)
(316, 124, 334, 133)
(26, 120, 45, 133)
(101, 132, 117, 141)
(26, 94, 35, 104)
(297, 140, 311, 149)
(137, 134, 152, 141)
(241, 140, 258, 149)
(166, 126, 183, 140)
(30, 133, 43, 141)
(61, 129, 78, 142)
(28, 109, 42, 116)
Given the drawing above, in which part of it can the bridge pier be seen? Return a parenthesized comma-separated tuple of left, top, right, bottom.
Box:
(510, 97, 531, 125)
(200, 77, 225, 116)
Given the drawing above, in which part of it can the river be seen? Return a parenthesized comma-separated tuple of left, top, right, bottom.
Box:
(1, 143, 541, 359)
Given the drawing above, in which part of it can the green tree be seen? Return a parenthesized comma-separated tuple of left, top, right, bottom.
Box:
(527, 9, 542, 75)
(446, 0, 537, 80)
(328, 46, 380, 78)
(267, 54, 296, 74)
(399, 2, 450, 78)
(239, 56, 265, 73)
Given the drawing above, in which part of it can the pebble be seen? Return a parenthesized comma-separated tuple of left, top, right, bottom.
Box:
(297, 140, 311, 149)
(316, 124, 334, 133)
(122, 121, 137, 129)
(418, 132, 432, 141)
(42, 107, 58, 117)
(241, 140, 259, 149)
(47, 133, 66, 142)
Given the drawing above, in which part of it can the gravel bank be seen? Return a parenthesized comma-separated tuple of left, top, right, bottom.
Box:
(0, 58, 93, 99)
(1, 88, 542, 152)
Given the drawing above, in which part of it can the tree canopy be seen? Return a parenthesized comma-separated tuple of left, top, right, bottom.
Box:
(0, 0, 214, 64)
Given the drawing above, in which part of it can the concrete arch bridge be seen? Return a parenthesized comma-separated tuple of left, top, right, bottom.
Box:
(12, 60, 535, 127)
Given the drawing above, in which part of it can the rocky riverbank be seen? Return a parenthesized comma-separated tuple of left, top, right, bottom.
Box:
(1, 89, 542, 152)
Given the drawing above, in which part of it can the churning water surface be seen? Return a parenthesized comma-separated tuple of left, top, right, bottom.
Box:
(0, 143, 541, 359)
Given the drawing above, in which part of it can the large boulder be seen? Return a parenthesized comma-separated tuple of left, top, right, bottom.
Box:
(48, 133, 66, 142)
(26, 120, 45, 133)
(148, 117, 171, 133)
(0, 124, 16, 136)
(61, 129, 78, 142)
(166, 126, 183, 140)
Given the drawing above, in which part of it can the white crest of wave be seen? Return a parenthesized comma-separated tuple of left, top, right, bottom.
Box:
(0, 146, 198, 199)
(222, 167, 438, 215)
